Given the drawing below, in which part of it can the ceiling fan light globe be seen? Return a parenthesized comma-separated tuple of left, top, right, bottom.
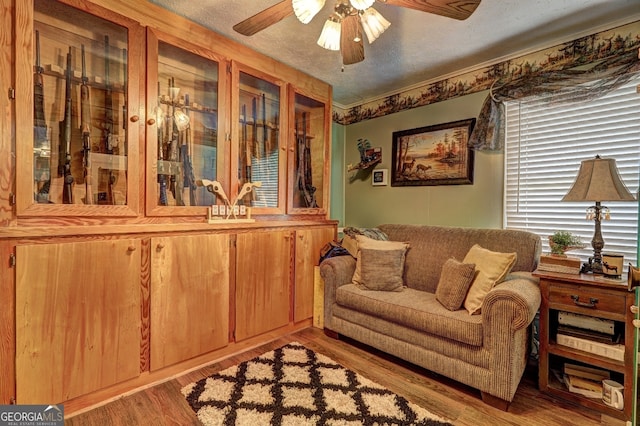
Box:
(317, 18, 341, 50)
(360, 7, 390, 43)
(292, 0, 326, 24)
(349, 0, 375, 11)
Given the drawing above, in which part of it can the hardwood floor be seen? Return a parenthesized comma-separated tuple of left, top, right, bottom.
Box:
(66, 327, 611, 426)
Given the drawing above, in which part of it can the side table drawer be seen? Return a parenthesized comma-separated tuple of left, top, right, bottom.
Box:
(549, 283, 626, 314)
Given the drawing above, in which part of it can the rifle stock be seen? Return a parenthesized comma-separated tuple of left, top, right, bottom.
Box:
(296, 113, 304, 197)
(81, 44, 93, 204)
(302, 111, 317, 207)
(59, 47, 74, 204)
(168, 77, 182, 206)
(122, 48, 127, 134)
(34, 29, 51, 203)
(181, 93, 196, 206)
(242, 103, 251, 183)
(102, 35, 116, 204)
(251, 97, 258, 162)
(157, 81, 168, 206)
(261, 93, 267, 156)
(296, 111, 317, 208)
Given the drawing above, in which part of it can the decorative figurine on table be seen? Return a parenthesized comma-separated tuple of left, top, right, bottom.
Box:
(197, 179, 261, 222)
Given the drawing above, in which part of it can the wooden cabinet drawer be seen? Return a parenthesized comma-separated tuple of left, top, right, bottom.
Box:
(548, 282, 626, 315)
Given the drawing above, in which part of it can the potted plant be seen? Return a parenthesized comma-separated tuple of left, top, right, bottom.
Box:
(548, 231, 584, 256)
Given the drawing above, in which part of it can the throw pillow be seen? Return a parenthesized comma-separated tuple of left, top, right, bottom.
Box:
(343, 227, 389, 241)
(341, 235, 359, 258)
(353, 235, 409, 291)
(462, 244, 517, 315)
(342, 227, 389, 258)
(435, 258, 476, 311)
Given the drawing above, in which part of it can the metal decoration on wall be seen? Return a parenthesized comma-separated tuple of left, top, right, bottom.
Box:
(347, 138, 381, 172)
(391, 119, 475, 186)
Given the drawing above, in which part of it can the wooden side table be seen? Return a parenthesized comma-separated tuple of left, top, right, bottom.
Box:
(534, 270, 634, 422)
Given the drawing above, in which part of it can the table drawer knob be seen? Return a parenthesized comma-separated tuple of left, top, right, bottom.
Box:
(571, 295, 598, 308)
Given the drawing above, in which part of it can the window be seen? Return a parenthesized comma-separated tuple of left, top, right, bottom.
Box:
(504, 75, 640, 266)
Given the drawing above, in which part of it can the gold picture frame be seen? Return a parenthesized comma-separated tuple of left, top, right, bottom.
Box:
(391, 119, 475, 186)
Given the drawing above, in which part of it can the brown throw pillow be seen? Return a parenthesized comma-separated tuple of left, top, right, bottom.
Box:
(353, 235, 409, 291)
(436, 258, 476, 311)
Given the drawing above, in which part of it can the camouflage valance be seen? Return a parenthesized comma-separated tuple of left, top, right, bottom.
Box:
(469, 48, 640, 151)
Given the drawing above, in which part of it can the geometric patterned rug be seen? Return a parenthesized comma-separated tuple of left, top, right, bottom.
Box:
(181, 342, 453, 425)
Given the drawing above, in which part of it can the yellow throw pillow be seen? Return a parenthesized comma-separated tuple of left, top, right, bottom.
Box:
(341, 234, 359, 258)
(462, 244, 517, 315)
(353, 235, 409, 291)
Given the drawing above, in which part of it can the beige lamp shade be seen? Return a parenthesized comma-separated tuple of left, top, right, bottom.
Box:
(562, 155, 636, 202)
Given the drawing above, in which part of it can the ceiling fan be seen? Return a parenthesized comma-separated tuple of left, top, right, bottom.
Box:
(233, 0, 482, 66)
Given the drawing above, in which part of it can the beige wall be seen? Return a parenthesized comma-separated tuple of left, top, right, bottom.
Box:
(338, 90, 504, 229)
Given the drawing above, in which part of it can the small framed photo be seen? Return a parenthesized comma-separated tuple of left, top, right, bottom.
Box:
(372, 169, 388, 186)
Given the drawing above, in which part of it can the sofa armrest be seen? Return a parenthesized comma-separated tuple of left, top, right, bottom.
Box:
(320, 255, 356, 329)
(483, 271, 541, 331)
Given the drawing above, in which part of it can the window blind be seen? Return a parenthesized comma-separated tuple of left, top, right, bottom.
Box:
(504, 75, 640, 266)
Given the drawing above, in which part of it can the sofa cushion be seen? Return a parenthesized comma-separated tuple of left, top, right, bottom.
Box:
(353, 236, 409, 292)
(377, 224, 541, 294)
(335, 284, 483, 347)
(436, 258, 476, 311)
(463, 244, 517, 315)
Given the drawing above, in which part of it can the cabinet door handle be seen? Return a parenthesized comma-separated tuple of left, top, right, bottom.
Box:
(571, 295, 598, 308)
(130, 115, 140, 122)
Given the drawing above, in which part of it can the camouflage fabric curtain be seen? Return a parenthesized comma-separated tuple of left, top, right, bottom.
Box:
(469, 48, 640, 151)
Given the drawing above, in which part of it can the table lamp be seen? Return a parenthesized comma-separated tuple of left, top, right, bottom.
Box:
(561, 155, 636, 274)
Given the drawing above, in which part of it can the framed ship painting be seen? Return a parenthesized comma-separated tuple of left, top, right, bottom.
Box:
(391, 118, 476, 186)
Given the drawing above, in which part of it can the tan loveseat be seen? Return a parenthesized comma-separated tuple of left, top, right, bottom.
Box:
(320, 224, 542, 407)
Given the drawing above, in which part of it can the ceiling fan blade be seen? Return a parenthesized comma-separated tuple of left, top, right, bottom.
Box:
(233, 1, 295, 36)
(381, 0, 481, 20)
(340, 14, 365, 65)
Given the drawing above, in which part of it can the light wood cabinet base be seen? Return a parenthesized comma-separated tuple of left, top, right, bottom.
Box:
(62, 321, 311, 417)
(16, 240, 141, 403)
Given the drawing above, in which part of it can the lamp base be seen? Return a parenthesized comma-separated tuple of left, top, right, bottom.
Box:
(581, 257, 604, 274)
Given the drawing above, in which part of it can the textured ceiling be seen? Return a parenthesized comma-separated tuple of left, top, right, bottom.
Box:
(147, 0, 640, 107)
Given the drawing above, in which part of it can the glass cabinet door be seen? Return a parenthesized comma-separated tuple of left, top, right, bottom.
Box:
(146, 29, 226, 216)
(232, 64, 287, 215)
(288, 88, 330, 214)
(16, 0, 141, 216)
